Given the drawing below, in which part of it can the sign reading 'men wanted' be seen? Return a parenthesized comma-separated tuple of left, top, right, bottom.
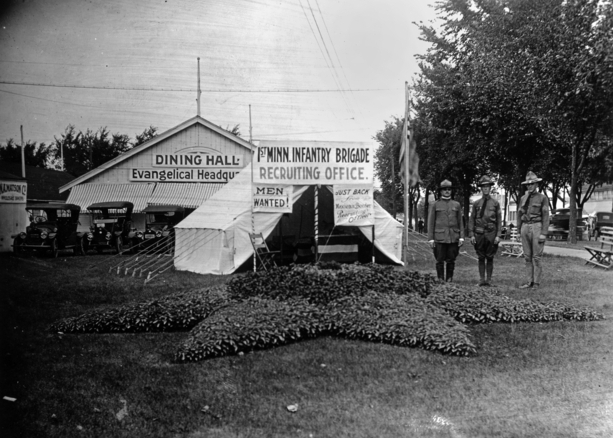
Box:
(253, 142, 373, 185)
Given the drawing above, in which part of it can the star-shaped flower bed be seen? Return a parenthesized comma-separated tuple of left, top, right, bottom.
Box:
(49, 263, 603, 362)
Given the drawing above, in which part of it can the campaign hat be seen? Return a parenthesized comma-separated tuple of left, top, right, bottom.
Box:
(478, 175, 495, 186)
(437, 179, 456, 191)
(521, 171, 542, 185)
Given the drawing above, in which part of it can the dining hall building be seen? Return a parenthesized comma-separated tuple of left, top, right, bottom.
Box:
(59, 115, 255, 230)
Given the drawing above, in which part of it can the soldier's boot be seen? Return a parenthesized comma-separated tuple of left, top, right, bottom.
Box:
(478, 259, 487, 286)
(486, 259, 494, 285)
(436, 264, 444, 281)
(445, 263, 454, 283)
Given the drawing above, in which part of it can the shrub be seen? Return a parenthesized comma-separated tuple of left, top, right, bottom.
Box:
(426, 284, 604, 324)
(175, 297, 327, 362)
(226, 263, 438, 304)
(326, 291, 476, 356)
(49, 286, 229, 333)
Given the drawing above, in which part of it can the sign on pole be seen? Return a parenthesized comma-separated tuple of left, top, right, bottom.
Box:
(252, 184, 292, 213)
(333, 185, 374, 226)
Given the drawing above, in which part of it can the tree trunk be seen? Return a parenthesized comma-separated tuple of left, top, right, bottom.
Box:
(408, 192, 413, 230)
(569, 143, 578, 244)
(424, 188, 430, 234)
(390, 149, 396, 219)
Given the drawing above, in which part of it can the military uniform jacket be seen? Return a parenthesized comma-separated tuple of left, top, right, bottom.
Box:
(468, 196, 502, 238)
(427, 198, 464, 243)
(517, 192, 550, 231)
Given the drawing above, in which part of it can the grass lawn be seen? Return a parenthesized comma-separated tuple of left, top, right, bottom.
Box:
(1, 248, 612, 438)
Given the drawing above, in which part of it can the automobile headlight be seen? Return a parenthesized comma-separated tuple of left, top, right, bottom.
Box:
(40, 231, 48, 239)
(155, 231, 162, 238)
(136, 231, 143, 239)
(105, 232, 111, 240)
(20, 232, 26, 239)
(87, 232, 93, 240)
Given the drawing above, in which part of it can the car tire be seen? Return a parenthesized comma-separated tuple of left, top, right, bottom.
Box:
(13, 237, 22, 256)
(74, 237, 85, 256)
(50, 239, 59, 258)
(116, 235, 124, 255)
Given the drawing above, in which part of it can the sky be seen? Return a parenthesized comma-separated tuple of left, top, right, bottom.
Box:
(0, 0, 440, 148)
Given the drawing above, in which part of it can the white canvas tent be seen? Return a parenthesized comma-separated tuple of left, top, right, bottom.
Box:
(174, 166, 403, 275)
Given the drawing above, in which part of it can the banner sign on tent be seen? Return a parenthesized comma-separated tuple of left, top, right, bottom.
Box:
(252, 184, 292, 213)
(253, 144, 373, 185)
(333, 185, 374, 226)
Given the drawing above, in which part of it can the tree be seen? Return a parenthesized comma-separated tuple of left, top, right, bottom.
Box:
(225, 124, 242, 138)
(373, 117, 403, 218)
(53, 126, 134, 177)
(0, 139, 53, 168)
(132, 126, 158, 147)
(413, 0, 613, 242)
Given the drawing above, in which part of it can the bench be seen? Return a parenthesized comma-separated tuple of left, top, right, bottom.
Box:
(500, 228, 523, 258)
(584, 226, 613, 270)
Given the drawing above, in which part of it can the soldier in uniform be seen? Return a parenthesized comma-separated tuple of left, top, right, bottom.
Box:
(469, 175, 502, 286)
(427, 180, 464, 282)
(517, 171, 550, 289)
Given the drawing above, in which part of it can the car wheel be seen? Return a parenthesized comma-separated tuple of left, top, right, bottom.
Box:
(115, 235, 124, 255)
(13, 237, 22, 256)
(74, 237, 85, 256)
(51, 239, 59, 258)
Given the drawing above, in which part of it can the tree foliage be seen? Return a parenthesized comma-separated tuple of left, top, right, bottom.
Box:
(0, 139, 53, 168)
(412, 0, 613, 241)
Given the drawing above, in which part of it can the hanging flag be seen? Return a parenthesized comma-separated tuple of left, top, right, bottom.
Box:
(398, 122, 420, 187)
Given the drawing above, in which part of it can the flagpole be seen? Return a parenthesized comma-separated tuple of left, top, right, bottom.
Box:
(403, 82, 410, 265)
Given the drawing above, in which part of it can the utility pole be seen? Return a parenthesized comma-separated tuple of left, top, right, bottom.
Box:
(20, 125, 25, 178)
(249, 104, 253, 143)
(197, 57, 202, 116)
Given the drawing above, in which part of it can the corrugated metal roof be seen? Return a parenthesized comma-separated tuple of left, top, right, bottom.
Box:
(148, 183, 225, 209)
(66, 183, 155, 212)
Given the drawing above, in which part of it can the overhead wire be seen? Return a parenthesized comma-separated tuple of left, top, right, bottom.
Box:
(313, 0, 363, 122)
(0, 80, 393, 93)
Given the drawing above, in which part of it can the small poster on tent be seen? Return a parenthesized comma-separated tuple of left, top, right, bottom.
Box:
(333, 185, 374, 226)
(252, 184, 293, 213)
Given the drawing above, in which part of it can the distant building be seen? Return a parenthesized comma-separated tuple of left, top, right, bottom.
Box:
(0, 162, 74, 203)
(0, 163, 75, 252)
(582, 184, 613, 215)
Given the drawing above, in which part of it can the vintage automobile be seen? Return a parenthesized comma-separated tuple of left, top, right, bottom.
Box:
(13, 203, 85, 257)
(547, 208, 585, 240)
(134, 205, 185, 250)
(84, 201, 136, 254)
(593, 211, 613, 238)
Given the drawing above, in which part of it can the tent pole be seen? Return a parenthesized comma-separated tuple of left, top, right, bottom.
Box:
(371, 225, 375, 263)
(250, 120, 256, 272)
(314, 185, 319, 262)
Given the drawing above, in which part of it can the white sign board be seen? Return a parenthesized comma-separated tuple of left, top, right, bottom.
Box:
(252, 185, 292, 213)
(129, 168, 239, 183)
(333, 185, 374, 226)
(0, 180, 27, 204)
(253, 144, 373, 185)
(152, 154, 243, 168)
